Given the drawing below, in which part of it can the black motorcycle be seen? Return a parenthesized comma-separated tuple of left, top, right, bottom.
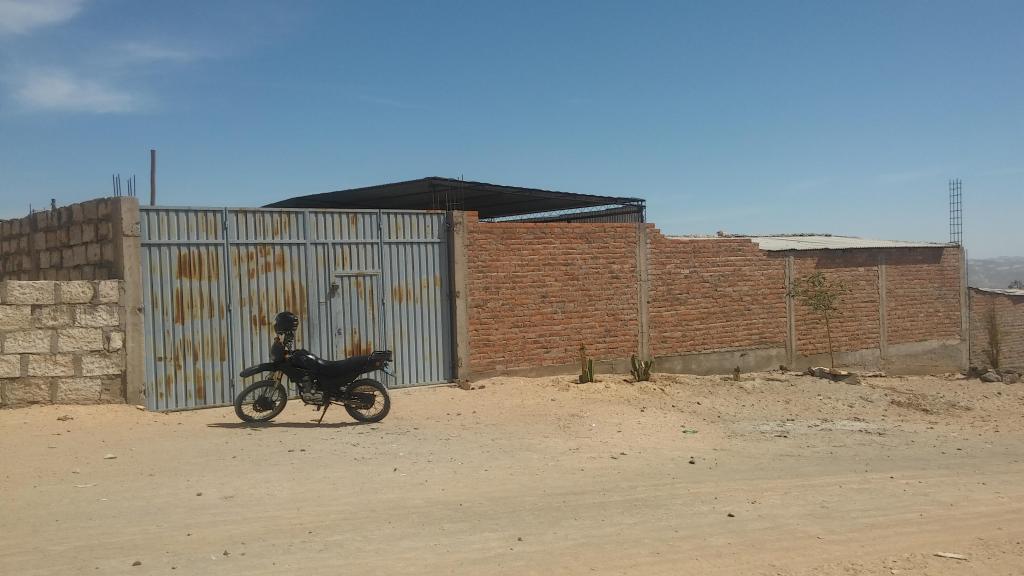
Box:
(233, 311, 392, 424)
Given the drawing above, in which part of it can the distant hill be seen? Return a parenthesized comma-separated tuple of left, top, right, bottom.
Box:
(968, 256, 1024, 289)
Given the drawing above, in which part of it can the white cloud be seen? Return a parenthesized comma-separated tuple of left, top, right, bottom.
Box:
(13, 69, 138, 113)
(107, 41, 201, 65)
(0, 0, 84, 35)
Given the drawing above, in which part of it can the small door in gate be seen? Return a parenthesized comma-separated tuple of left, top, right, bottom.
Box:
(330, 271, 383, 360)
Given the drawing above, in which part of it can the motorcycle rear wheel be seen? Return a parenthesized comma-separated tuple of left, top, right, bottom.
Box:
(344, 379, 391, 423)
(234, 380, 288, 423)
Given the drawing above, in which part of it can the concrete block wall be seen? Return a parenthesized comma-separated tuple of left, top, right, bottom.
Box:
(0, 280, 127, 407)
(970, 289, 1024, 371)
(0, 197, 139, 281)
(0, 196, 143, 406)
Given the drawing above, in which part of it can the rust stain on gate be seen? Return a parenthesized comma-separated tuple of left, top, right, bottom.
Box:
(194, 368, 205, 401)
(171, 287, 223, 324)
(234, 246, 290, 278)
(267, 213, 291, 238)
(143, 207, 452, 410)
(344, 328, 375, 357)
(282, 279, 307, 315)
(391, 283, 422, 304)
(175, 250, 220, 280)
(173, 289, 185, 324)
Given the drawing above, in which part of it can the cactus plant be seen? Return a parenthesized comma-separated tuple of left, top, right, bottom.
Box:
(630, 354, 654, 382)
(579, 345, 595, 383)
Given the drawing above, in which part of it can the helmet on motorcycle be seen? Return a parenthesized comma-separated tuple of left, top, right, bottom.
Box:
(273, 311, 299, 335)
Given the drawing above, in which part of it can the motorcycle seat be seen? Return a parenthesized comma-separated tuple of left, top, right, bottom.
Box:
(314, 355, 372, 377)
(289, 349, 392, 379)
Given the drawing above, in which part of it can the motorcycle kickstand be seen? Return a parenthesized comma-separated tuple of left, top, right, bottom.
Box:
(317, 401, 330, 424)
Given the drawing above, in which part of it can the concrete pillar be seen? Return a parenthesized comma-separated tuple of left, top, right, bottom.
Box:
(111, 197, 145, 404)
(636, 223, 651, 360)
(878, 253, 888, 364)
(448, 211, 472, 383)
(784, 254, 796, 367)
(959, 247, 970, 369)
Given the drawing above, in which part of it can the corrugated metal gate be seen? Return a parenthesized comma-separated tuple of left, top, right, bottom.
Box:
(140, 207, 453, 410)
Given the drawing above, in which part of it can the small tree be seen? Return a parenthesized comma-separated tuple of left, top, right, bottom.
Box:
(790, 272, 847, 370)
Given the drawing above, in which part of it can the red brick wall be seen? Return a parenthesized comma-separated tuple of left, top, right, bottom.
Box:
(792, 250, 882, 356)
(886, 248, 963, 344)
(648, 232, 787, 355)
(465, 214, 640, 373)
(464, 214, 965, 375)
(970, 289, 1024, 370)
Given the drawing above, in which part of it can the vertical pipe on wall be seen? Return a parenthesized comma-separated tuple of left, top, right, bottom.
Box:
(302, 210, 316, 353)
(220, 208, 236, 399)
(149, 149, 157, 206)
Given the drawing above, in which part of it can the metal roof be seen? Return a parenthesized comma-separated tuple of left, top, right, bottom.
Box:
(265, 177, 645, 220)
(746, 235, 952, 251)
(970, 287, 1024, 297)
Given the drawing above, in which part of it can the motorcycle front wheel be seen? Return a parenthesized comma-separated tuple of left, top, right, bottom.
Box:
(234, 380, 288, 423)
(344, 379, 391, 423)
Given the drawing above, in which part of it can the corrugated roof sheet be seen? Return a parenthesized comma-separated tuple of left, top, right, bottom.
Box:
(265, 177, 645, 220)
(970, 287, 1024, 297)
(746, 235, 951, 251)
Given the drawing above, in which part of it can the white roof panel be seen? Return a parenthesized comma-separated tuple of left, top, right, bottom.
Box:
(747, 235, 951, 251)
(971, 287, 1024, 297)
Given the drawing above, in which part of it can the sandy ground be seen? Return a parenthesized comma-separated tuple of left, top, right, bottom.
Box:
(2, 371, 1023, 575)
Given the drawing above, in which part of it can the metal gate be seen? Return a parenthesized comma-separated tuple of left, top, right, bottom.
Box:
(140, 207, 453, 410)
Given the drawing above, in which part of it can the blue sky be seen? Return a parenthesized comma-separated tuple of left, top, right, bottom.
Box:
(0, 0, 1021, 258)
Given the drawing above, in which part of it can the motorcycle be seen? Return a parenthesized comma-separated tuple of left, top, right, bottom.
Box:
(233, 311, 392, 424)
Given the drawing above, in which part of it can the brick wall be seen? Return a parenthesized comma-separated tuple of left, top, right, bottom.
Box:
(648, 233, 787, 355)
(886, 248, 963, 344)
(0, 197, 139, 281)
(0, 280, 127, 407)
(462, 215, 966, 377)
(792, 250, 883, 356)
(970, 289, 1024, 370)
(465, 214, 640, 373)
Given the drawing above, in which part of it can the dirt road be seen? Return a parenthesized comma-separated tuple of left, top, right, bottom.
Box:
(2, 373, 1023, 575)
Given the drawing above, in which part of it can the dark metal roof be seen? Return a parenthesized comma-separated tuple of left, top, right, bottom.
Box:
(265, 177, 644, 220)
